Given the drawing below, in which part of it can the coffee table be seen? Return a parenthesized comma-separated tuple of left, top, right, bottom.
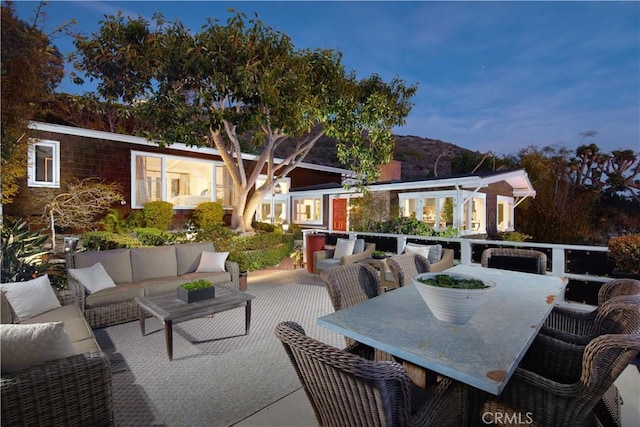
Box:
(135, 286, 255, 360)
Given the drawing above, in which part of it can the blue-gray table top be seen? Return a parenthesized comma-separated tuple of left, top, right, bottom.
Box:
(317, 264, 566, 395)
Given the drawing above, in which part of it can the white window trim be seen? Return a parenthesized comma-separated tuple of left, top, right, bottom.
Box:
(130, 151, 219, 209)
(28, 139, 60, 188)
(292, 194, 323, 225)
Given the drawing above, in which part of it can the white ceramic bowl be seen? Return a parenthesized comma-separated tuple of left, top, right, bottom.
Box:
(412, 272, 498, 324)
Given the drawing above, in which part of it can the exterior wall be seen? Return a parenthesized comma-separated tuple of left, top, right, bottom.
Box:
(483, 181, 514, 236)
(377, 160, 402, 182)
(5, 128, 343, 230)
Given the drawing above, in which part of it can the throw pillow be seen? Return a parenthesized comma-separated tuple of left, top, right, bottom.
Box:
(68, 262, 117, 294)
(196, 251, 229, 273)
(0, 275, 61, 322)
(404, 243, 432, 260)
(404, 243, 443, 264)
(1, 322, 77, 374)
(352, 238, 366, 254)
(333, 238, 356, 259)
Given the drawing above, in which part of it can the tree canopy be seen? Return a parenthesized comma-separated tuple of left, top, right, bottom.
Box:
(73, 11, 417, 231)
(1, 1, 65, 205)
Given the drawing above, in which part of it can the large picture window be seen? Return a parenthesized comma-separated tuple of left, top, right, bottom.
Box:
(399, 192, 455, 230)
(292, 196, 322, 225)
(132, 152, 219, 208)
(28, 140, 60, 188)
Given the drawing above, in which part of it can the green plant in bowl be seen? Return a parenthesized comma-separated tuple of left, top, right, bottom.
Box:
(416, 274, 488, 289)
(372, 250, 388, 259)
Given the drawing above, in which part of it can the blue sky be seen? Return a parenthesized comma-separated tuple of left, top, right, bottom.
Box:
(14, 1, 640, 155)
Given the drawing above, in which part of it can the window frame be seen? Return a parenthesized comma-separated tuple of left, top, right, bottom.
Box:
(27, 139, 60, 188)
(131, 151, 220, 209)
(291, 195, 323, 225)
(496, 195, 515, 232)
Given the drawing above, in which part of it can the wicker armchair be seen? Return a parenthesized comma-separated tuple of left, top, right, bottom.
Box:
(480, 248, 548, 275)
(386, 253, 431, 288)
(1, 352, 113, 426)
(542, 294, 640, 345)
(465, 301, 640, 427)
(275, 321, 466, 427)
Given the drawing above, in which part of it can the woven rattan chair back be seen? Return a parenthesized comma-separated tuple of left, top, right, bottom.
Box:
(597, 278, 640, 306)
(275, 321, 466, 427)
(593, 295, 640, 337)
(320, 263, 382, 312)
(480, 248, 547, 275)
(386, 253, 431, 288)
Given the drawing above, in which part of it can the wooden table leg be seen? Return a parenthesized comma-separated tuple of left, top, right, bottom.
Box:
(139, 306, 146, 335)
(402, 360, 438, 389)
(164, 320, 173, 361)
(245, 300, 252, 335)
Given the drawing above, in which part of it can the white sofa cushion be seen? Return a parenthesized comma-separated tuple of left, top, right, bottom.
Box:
(333, 238, 356, 259)
(196, 251, 229, 273)
(0, 275, 61, 322)
(1, 322, 76, 373)
(68, 262, 116, 294)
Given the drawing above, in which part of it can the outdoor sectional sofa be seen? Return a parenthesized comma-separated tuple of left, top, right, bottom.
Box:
(1, 283, 113, 425)
(66, 242, 240, 328)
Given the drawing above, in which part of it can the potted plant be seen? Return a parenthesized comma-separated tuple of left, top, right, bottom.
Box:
(177, 279, 215, 303)
(607, 234, 640, 279)
(372, 250, 388, 259)
(412, 273, 497, 324)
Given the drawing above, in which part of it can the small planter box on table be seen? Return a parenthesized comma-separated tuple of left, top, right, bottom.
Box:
(177, 280, 215, 303)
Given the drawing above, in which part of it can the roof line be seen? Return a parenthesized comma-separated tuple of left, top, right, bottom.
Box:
(29, 121, 355, 176)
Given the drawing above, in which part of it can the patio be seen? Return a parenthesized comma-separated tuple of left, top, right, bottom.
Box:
(95, 262, 639, 426)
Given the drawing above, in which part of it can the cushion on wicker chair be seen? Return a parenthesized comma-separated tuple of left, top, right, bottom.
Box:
(0, 275, 61, 322)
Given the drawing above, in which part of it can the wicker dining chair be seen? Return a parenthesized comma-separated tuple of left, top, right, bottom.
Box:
(320, 263, 390, 360)
(544, 279, 640, 339)
(480, 247, 548, 275)
(386, 253, 431, 288)
(465, 301, 640, 427)
(275, 321, 466, 427)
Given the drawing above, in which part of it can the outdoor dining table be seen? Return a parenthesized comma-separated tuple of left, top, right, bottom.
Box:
(317, 264, 567, 395)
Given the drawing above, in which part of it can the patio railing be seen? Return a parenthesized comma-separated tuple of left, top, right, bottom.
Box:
(302, 229, 615, 308)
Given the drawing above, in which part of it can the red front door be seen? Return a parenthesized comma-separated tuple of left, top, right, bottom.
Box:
(332, 198, 347, 231)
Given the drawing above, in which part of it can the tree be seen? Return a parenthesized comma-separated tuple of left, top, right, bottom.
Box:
(72, 11, 417, 232)
(1, 1, 67, 205)
(30, 178, 123, 252)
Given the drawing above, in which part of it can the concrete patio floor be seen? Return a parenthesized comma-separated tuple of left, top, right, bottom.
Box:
(236, 261, 640, 426)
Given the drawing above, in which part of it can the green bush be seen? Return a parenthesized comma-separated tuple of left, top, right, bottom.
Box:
(608, 234, 640, 274)
(0, 218, 51, 283)
(125, 210, 144, 229)
(134, 227, 177, 246)
(252, 221, 276, 233)
(100, 208, 128, 234)
(366, 216, 460, 238)
(194, 202, 224, 228)
(143, 201, 174, 230)
(228, 238, 294, 271)
(82, 231, 144, 250)
(492, 231, 532, 242)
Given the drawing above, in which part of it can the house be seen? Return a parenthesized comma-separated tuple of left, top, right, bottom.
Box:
(8, 122, 351, 228)
(8, 122, 535, 236)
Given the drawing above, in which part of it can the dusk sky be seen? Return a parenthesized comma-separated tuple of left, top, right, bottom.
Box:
(14, 1, 640, 155)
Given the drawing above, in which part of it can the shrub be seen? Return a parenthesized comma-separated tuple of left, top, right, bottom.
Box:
(252, 221, 276, 233)
(366, 216, 460, 238)
(492, 231, 532, 242)
(228, 237, 294, 271)
(0, 218, 51, 283)
(143, 201, 174, 230)
(82, 231, 143, 250)
(134, 227, 177, 246)
(194, 202, 224, 228)
(608, 234, 640, 274)
(100, 208, 128, 234)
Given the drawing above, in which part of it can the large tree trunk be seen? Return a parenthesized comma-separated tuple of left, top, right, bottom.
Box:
(230, 188, 250, 232)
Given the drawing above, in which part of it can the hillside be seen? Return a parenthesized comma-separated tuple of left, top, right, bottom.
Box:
(283, 134, 476, 180)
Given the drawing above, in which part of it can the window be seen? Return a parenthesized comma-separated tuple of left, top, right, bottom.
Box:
(292, 196, 322, 224)
(462, 196, 486, 233)
(399, 192, 455, 230)
(497, 196, 515, 231)
(28, 140, 60, 187)
(215, 165, 234, 207)
(132, 152, 217, 208)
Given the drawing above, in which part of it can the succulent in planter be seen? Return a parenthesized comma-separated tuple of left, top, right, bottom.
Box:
(416, 274, 488, 289)
(372, 250, 389, 259)
(607, 235, 640, 276)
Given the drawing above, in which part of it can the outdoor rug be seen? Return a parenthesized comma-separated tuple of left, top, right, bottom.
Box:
(94, 282, 343, 427)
